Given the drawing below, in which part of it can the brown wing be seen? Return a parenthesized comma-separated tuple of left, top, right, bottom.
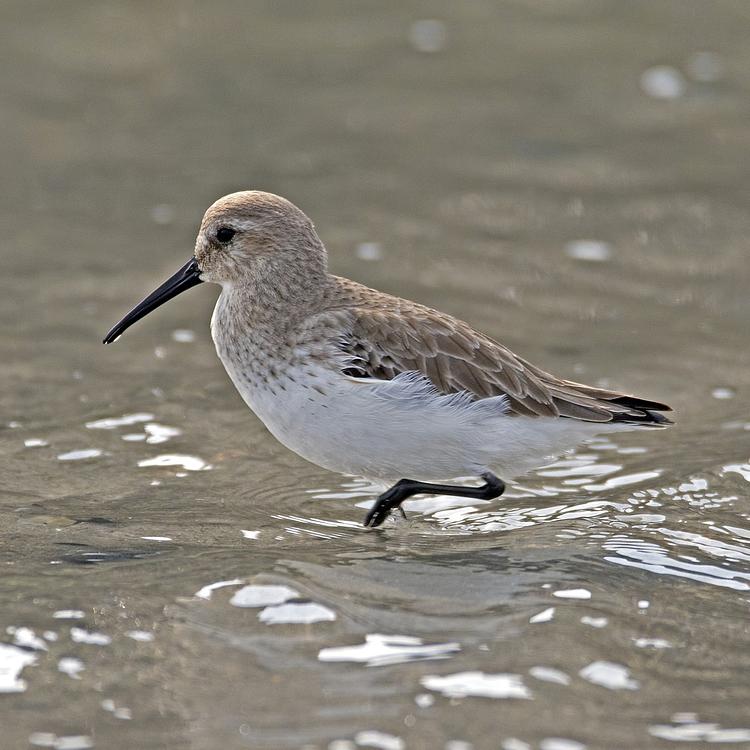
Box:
(332, 291, 671, 425)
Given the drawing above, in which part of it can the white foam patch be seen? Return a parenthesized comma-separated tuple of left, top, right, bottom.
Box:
(52, 737, 94, 750)
(529, 607, 555, 624)
(633, 637, 671, 649)
(580, 616, 608, 628)
(230, 585, 299, 608)
(640, 65, 686, 99)
(529, 666, 570, 685)
(24, 438, 49, 448)
(194, 579, 245, 600)
(553, 588, 591, 600)
(8, 627, 47, 651)
(57, 449, 102, 461)
(101, 698, 132, 720)
(579, 661, 639, 690)
(28, 733, 57, 747)
(0, 643, 37, 693)
(500, 740, 531, 750)
(53, 610, 85, 620)
(138, 454, 211, 471)
(58, 657, 84, 679)
(86, 413, 154, 429)
(319, 634, 460, 667)
(539, 740, 586, 750)
(126, 630, 154, 642)
(171, 329, 195, 343)
(564, 240, 612, 262)
(144, 424, 181, 444)
(258, 602, 336, 624)
(421, 671, 531, 699)
(354, 729, 405, 750)
(649, 722, 750, 743)
(70, 628, 111, 646)
(712, 387, 735, 400)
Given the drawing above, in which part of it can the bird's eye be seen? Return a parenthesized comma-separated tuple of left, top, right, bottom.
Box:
(216, 226, 236, 244)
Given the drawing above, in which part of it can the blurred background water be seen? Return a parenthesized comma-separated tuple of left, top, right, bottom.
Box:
(2, 1, 750, 749)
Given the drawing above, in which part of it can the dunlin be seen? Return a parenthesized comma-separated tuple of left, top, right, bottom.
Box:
(104, 191, 672, 527)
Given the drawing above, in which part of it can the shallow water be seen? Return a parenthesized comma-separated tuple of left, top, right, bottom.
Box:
(3, 1, 750, 749)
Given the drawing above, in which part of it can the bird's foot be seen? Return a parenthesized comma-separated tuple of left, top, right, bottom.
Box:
(363, 480, 412, 528)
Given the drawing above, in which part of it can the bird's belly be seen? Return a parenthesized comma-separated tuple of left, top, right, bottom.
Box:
(225, 366, 444, 479)
(218, 359, 610, 482)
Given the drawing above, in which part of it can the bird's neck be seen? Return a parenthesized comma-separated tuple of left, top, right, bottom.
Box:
(212, 256, 335, 357)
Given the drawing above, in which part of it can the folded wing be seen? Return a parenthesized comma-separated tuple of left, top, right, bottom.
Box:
(334, 295, 671, 426)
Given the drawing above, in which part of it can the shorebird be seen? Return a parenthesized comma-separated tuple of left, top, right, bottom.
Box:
(104, 191, 672, 527)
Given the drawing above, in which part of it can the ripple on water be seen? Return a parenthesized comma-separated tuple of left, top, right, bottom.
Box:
(603, 535, 750, 591)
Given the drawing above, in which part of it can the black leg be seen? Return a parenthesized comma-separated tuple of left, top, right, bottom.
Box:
(364, 472, 505, 528)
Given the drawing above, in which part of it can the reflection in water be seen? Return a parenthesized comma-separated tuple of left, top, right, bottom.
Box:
(603, 535, 750, 590)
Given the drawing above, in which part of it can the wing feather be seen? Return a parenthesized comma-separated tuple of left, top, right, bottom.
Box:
(325, 278, 672, 425)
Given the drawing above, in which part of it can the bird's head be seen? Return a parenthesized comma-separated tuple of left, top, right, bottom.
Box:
(103, 191, 326, 344)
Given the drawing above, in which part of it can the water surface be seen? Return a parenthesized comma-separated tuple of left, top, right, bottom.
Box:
(2, 2, 750, 749)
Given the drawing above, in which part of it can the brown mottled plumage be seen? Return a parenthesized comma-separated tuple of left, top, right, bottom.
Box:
(314, 277, 671, 425)
(104, 190, 672, 527)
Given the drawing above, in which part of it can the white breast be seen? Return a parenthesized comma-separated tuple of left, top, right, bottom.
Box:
(212, 336, 612, 483)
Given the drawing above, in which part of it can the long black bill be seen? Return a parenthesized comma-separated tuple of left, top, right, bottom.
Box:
(102, 257, 203, 344)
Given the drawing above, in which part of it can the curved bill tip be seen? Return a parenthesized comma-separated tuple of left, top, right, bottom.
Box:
(102, 257, 203, 344)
